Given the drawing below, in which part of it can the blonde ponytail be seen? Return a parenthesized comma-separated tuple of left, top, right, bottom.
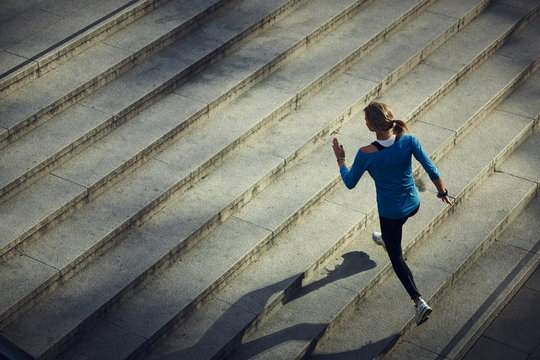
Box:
(392, 119, 407, 139)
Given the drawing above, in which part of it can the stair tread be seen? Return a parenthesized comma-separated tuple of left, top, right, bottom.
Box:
(308, 62, 540, 359)
(0, 0, 296, 195)
(7, 0, 532, 358)
(0, 0, 375, 262)
(0, 0, 343, 258)
(1, 0, 452, 352)
(0, 0, 136, 73)
(2, 0, 540, 358)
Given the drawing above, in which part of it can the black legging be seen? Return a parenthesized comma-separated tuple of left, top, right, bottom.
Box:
(379, 205, 421, 300)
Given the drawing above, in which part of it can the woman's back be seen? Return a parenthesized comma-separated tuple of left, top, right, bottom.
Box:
(342, 135, 439, 218)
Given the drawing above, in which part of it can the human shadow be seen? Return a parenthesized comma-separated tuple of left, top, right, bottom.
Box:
(154, 251, 376, 359)
(284, 251, 377, 304)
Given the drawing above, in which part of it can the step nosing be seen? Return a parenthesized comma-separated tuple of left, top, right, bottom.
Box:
(212, 48, 540, 360)
(0, 0, 155, 88)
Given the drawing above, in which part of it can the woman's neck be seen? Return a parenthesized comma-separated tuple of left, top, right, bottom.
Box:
(376, 131, 393, 140)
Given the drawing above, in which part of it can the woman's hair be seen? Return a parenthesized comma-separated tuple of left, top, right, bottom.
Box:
(363, 101, 408, 139)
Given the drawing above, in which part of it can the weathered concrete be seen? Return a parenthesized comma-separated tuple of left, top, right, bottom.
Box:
(1, 0, 539, 359)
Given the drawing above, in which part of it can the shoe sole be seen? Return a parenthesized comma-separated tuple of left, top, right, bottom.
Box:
(416, 307, 432, 326)
(372, 237, 387, 252)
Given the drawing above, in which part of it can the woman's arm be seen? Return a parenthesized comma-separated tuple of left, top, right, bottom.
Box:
(411, 136, 453, 206)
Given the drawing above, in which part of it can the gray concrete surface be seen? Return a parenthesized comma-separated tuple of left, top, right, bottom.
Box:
(0, 0, 136, 74)
(1, 0, 539, 359)
(463, 265, 540, 360)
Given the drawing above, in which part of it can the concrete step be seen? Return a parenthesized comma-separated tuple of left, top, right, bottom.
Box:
(0, 0, 162, 96)
(0, 0, 442, 278)
(381, 127, 540, 360)
(304, 66, 540, 360)
(0, 0, 497, 265)
(0, 0, 494, 358)
(0, 0, 368, 260)
(0, 0, 238, 145)
(1, 0, 536, 358)
(219, 41, 540, 360)
(0, 0, 439, 357)
(104, 5, 540, 360)
(0, 0, 304, 201)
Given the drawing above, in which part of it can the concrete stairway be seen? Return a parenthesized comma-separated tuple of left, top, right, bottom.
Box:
(0, 0, 538, 359)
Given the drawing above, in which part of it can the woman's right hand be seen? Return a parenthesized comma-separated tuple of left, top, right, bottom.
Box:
(333, 138, 345, 159)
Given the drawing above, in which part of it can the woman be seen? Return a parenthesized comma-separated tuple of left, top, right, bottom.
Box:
(332, 101, 453, 326)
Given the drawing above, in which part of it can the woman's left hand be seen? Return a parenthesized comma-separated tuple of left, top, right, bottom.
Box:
(440, 195, 454, 206)
(333, 138, 345, 159)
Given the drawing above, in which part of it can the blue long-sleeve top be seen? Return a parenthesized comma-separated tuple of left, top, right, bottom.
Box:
(340, 134, 440, 219)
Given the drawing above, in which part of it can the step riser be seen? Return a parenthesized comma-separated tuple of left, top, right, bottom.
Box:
(0, 0, 317, 255)
(50, 155, 339, 360)
(306, 143, 539, 360)
(0, 0, 439, 208)
(0, 0, 378, 205)
(104, 7, 540, 360)
(127, 9, 540, 357)
(0, 0, 165, 98)
(0, 151, 287, 327)
(412, 55, 540, 173)
(377, 0, 491, 98)
(233, 54, 540, 356)
(2, 1, 536, 358)
(305, 76, 540, 356)
(44, 153, 342, 359)
(0, 187, 88, 261)
(295, 0, 439, 106)
(211, 103, 533, 360)
(305, 55, 540, 300)
(453, 120, 536, 209)
(405, 5, 540, 132)
(127, 4, 508, 354)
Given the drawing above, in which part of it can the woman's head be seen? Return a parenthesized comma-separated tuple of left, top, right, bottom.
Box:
(363, 101, 407, 138)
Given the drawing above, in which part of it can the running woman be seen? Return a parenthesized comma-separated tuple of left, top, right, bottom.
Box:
(332, 101, 453, 325)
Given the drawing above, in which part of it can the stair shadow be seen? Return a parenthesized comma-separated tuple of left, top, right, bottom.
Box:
(152, 274, 300, 360)
(153, 251, 376, 359)
(307, 335, 398, 360)
(231, 251, 377, 358)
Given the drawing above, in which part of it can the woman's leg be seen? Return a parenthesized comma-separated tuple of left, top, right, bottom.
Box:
(379, 214, 421, 300)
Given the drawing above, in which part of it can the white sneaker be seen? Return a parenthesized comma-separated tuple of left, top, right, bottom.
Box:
(415, 299, 432, 326)
(372, 232, 387, 252)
